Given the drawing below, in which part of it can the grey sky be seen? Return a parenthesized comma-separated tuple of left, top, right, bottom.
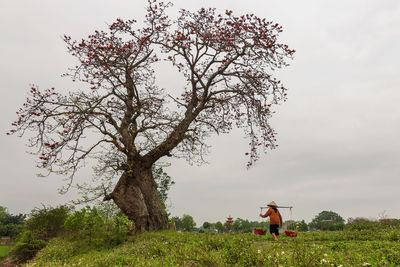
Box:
(1, 0, 399, 225)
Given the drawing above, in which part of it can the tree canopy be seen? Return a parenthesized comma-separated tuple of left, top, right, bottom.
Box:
(309, 211, 345, 231)
(9, 0, 294, 231)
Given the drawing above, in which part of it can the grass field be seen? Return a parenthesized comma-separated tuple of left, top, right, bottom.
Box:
(0, 246, 11, 260)
(21, 228, 400, 266)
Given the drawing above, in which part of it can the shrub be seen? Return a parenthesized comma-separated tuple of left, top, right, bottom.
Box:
(25, 205, 71, 240)
(64, 206, 133, 247)
(8, 230, 46, 263)
(109, 212, 134, 245)
(63, 208, 86, 233)
(64, 206, 106, 246)
(387, 230, 400, 241)
(33, 237, 79, 263)
(345, 218, 377, 231)
(345, 218, 400, 234)
(7, 205, 71, 263)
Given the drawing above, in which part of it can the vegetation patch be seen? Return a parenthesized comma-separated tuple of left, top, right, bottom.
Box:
(0, 246, 11, 259)
(2, 206, 399, 266)
(21, 227, 400, 266)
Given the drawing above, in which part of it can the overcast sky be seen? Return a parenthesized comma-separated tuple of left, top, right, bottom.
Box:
(1, 0, 399, 225)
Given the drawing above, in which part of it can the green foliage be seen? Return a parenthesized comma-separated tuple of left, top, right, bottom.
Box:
(298, 220, 309, 232)
(214, 221, 224, 233)
(32, 238, 79, 263)
(64, 206, 105, 245)
(170, 216, 182, 230)
(63, 209, 85, 233)
(110, 212, 134, 243)
(233, 218, 253, 233)
(286, 220, 309, 232)
(180, 214, 196, 232)
(25, 205, 71, 241)
(345, 218, 400, 242)
(5, 205, 71, 263)
(153, 166, 175, 203)
(64, 206, 133, 248)
(4, 203, 134, 264)
(0, 206, 7, 221)
(202, 221, 211, 230)
(309, 210, 345, 231)
(379, 218, 400, 228)
(5, 208, 400, 266)
(26, 226, 400, 266)
(0, 224, 24, 240)
(8, 230, 46, 263)
(0, 205, 26, 238)
(171, 214, 196, 232)
(345, 217, 380, 231)
(0, 246, 11, 260)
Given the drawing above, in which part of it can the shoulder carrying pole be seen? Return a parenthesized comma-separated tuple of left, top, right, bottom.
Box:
(260, 206, 293, 209)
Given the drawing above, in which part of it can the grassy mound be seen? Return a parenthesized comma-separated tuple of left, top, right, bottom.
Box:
(21, 229, 400, 266)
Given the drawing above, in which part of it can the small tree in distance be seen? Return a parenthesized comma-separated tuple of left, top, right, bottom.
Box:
(309, 211, 345, 231)
(202, 221, 212, 231)
(9, 0, 295, 231)
(181, 214, 196, 232)
(214, 221, 225, 233)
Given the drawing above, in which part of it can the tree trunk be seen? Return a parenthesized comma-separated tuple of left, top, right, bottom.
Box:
(106, 166, 169, 232)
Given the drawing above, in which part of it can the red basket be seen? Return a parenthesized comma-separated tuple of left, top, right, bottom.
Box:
(254, 228, 267, 235)
(284, 230, 298, 237)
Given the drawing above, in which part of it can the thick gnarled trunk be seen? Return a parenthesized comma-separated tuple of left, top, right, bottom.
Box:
(106, 166, 169, 232)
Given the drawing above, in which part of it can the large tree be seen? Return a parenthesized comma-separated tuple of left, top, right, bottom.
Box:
(9, 0, 294, 231)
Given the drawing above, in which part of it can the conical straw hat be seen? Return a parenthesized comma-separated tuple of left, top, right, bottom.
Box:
(267, 201, 278, 207)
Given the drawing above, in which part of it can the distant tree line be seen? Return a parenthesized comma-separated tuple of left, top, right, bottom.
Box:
(171, 215, 275, 233)
(170, 211, 351, 233)
(3, 205, 382, 237)
(0, 206, 25, 239)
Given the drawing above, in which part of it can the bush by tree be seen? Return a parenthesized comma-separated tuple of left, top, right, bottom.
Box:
(64, 206, 105, 242)
(9, 0, 294, 232)
(9, 230, 46, 263)
(8, 205, 71, 263)
(153, 166, 175, 204)
(64, 206, 133, 246)
(25, 205, 71, 241)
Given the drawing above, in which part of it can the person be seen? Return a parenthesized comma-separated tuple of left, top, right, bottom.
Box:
(259, 201, 283, 242)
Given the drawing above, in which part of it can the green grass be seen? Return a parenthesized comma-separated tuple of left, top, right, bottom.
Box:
(0, 246, 11, 260)
(20, 229, 400, 266)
